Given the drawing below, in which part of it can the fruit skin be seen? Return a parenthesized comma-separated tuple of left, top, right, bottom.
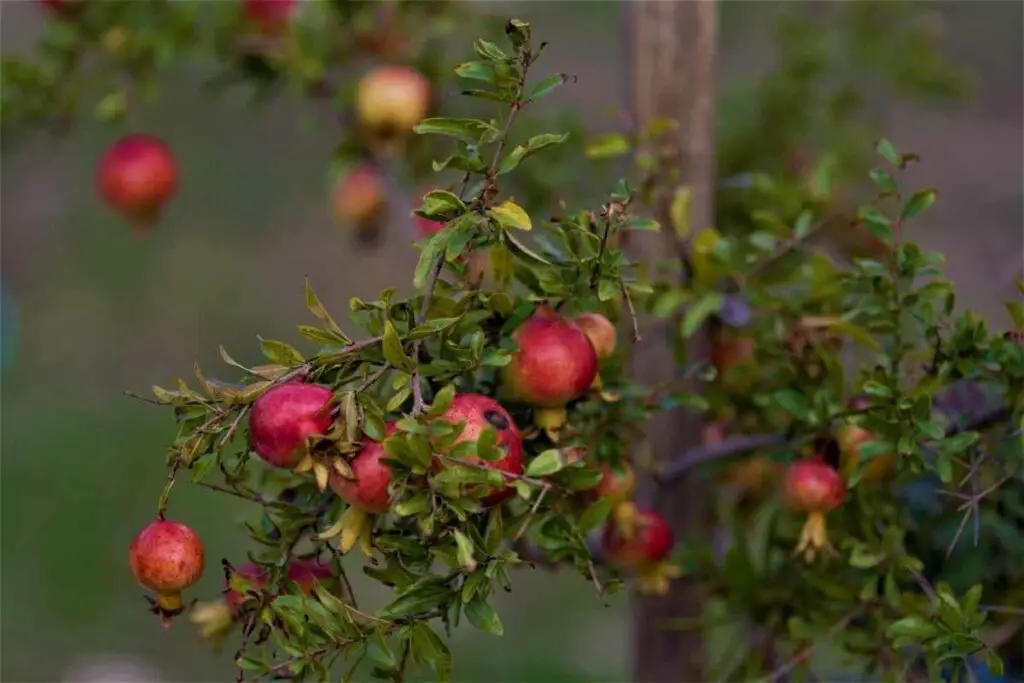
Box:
(129, 520, 205, 612)
(39, 0, 85, 16)
(249, 383, 335, 468)
(503, 305, 599, 408)
(574, 312, 617, 360)
(331, 164, 387, 238)
(601, 507, 674, 571)
(440, 393, 525, 506)
(96, 134, 178, 229)
(783, 458, 847, 513)
(355, 66, 430, 138)
(242, 0, 296, 35)
(593, 461, 636, 505)
(414, 211, 445, 237)
(837, 423, 894, 484)
(329, 423, 399, 514)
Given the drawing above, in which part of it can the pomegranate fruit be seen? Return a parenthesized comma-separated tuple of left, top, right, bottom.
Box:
(837, 423, 894, 484)
(329, 423, 399, 514)
(331, 164, 387, 240)
(355, 65, 430, 139)
(574, 312, 617, 360)
(96, 134, 178, 231)
(440, 393, 525, 506)
(601, 507, 680, 595)
(502, 305, 599, 436)
(242, 0, 295, 35)
(593, 461, 636, 505)
(129, 519, 205, 624)
(413, 208, 445, 238)
(249, 382, 335, 469)
(193, 558, 338, 642)
(783, 458, 847, 562)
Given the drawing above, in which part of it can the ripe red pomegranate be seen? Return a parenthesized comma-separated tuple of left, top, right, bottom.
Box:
(783, 457, 847, 562)
(601, 507, 674, 571)
(129, 520, 205, 622)
(329, 423, 399, 514)
(355, 66, 430, 139)
(96, 134, 178, 231)
(39, 0, 85, 16)
(574, 312, 617, 360)
(503, 305, 598, 435)
(440, 393, 525, 506)
(241, 0, 295, 35)
(331, 164, 387, 239)
(249, 382, 335, 469)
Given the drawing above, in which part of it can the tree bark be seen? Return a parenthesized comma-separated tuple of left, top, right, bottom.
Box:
(626, 2, 718, 682)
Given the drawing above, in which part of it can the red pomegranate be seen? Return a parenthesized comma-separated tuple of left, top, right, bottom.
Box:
(440, 393, 525, 506)
(39, 0, 85, 16)
(783, 457, 847, 562)
(574, 312, 617, 360)
(96, 134, 178, 230)
(601, 507, 674, 571)
(329, 423, 399, 514)
(129, 520, 205, 618)
(503, 305, 599, 408)
(331, 164, 387, 235)
(242, 0, 296, 35)
(249, 382, 335, 468)
(355, 66, 430, 138)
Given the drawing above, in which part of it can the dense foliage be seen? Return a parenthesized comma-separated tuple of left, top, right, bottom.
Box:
(5, 2, 1021, 682)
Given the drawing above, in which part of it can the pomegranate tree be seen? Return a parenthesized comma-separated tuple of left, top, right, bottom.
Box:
(783, 457, 847, 562)
(129, 520, 205, 627)
(96, 134, 178, 232)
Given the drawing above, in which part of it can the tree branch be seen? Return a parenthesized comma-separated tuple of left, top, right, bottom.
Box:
(656, 400, 1018, 485)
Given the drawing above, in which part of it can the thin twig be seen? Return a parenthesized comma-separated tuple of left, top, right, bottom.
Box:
(620, 279, 641, 343)
(762, 607, 865, 683)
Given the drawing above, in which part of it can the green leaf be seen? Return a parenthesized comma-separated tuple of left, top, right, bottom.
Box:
(366, 630, 398, 670)
(464, 596, 504, 636)
(408, 316, 462, 340)
(939, 431, 980, 454)
(504, 231, 554, 265)
(414, 117, 497, 143)
(578, 497, 614, 533)
(381, 321, 415, 372)
(432, 153, 488, 174)
(429, 385, 456, 417)
(452, 529, 478, 572)
(257, 336, 304, 365)
(504, 18, 531, 49)
(858, 207, 893, 245)
(377, 585, 451, 620)
(901, 188, 937, 222)
(409, 622, 453, 683)
(525, 448, 568, 477)
(305, 278, 349, 342)
(875, 138, 900, 166)
(454, 60, 498, 84)
(499, 133, 569, 174)
(421, 190, 467, 218)
(886, 616, 940, 640)
(848, 544, 885, 569)
(869, 167, 898, 194)
(681, 293, 723, 339)
(488, 200, 533, 231)
(525, 73, 571, 102)
(772, 389, 811, 420)
(473, 39, 508, 62)
(585, 133, 630, 160)
(1005, 300, 1024, 329)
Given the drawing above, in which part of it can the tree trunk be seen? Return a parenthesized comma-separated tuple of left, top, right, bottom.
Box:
(626, 2, 719, 682)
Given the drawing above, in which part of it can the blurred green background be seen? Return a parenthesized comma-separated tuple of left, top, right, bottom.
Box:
(1, 1, 1020, 680)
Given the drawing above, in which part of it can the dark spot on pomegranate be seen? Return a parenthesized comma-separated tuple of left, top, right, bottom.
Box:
(484, 409, 510, 430)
